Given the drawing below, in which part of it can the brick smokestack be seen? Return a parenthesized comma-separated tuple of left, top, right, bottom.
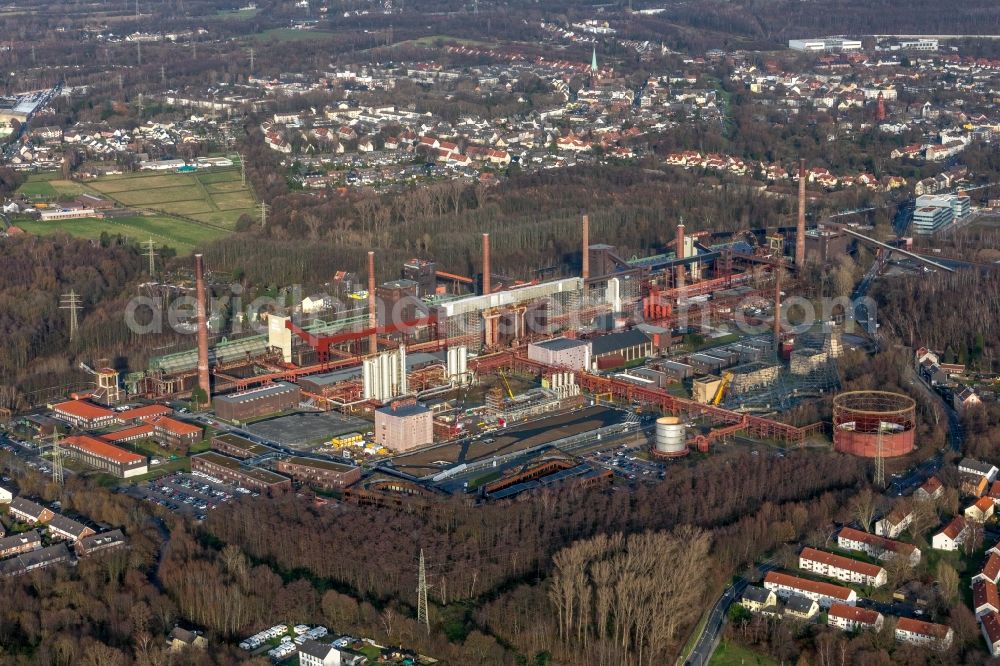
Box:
(482, 233, 491, 295)
(675, 222, 685, 289)
(796, 159, 806, 266)
(194, 253, 211, 405)
(581, 214, 590, 282)
(368, 251, 377, 355)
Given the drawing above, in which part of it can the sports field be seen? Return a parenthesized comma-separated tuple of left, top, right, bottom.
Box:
(86, 168, 256, 228)
(18, 214, 229, 255)
(16, 173, 90, 199)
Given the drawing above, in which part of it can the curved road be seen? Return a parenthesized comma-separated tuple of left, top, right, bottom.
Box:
(684, 561, 777, 666)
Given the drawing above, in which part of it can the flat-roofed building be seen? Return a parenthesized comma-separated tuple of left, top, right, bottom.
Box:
(828, 603, 883, 632)
(528, 337, 592, 371)
(211, 433, 272, 459)
(764, 571, 856, 608)
(51, 399, 121, 429)
(62, 435, 148, 478)
(213, 382, 301, 422)
(190, 452, 291, 495)
(375, 399, 433, 452)
(799, 547, 887, 587)
(274, 457, 361, 490)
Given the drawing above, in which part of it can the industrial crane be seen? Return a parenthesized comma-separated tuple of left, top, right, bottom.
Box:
(498, 368, 515, 399)
(712, 371, 734, 406)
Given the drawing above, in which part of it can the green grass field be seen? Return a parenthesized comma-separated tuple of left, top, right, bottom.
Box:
(217, 7, 258, 19)
(18, 214, 229, 255)
(85, 168, 256, 229)
(249, 28, 335, 42)
(710, 642, 777, 666)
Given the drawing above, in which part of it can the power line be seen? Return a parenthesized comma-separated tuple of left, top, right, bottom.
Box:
(238, 153, 247, 185)
(48, 431, 64, 486)
(417, 549, 429, 632)
(249, 47, 255, 73)
(60, 290, 82, 342)
(143, 237, 157, 276)
(260, 201, 268, 229)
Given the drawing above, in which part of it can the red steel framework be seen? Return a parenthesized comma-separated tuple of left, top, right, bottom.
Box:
(284, 315, 437, 363)
(469, 350, 821, 446)
(833, 391, 916, 458)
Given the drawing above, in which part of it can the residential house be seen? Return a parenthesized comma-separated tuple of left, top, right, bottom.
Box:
(828, 603, 884, 632)
(960, 458, 998, 483)
(167, 626, 208, 652)
(988, 481, 1000, 506)
(0, 485, 11, 503)
(966, 497, 996, 523)
(0, 543, 72, 577)
(963, 473, 991, 498)
(298, 640, 357, 666)
(764, 571, 857, 608)
(975, 552, 1000, 585)
(955, 387, 983, 413)
(914, 476, 944, 501)
(741, 586, 779, 615)
(837, 527, 922, 565)
(784, 595, 820, 621)
(933, 516, 969, 551)
(46, 514, 96, 543)
(895, 617, 953, 650)
(0, 530, 42, 558)
(875, 504, 914, 538)
(974, 579, 1000, 616)
(982, 610, 1000, 657)
(75, 529, 126, 557)
(8, 497, 55, 525)
(799, 547, 887, 587)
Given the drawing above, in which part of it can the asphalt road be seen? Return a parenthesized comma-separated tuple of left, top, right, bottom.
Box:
(685, 561, 778, 666)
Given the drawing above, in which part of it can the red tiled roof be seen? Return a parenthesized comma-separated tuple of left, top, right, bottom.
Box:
(104, 424, 155, 441)
(983, 553, 1000, 581)
(764, 571, 853, 600)
(148, 415, 201, 436)
(53, 400, 115, 420)
(940, 516, 966, 540)
(122, 404, 171, 420)
(828, 602, 880, 625)
(976, 496, 994, 512)
(63, 434, 145, 465)
(982, 611, 1000, 645)
(839, 527, 916, 555)
(974, 580, 999, 611)
(800, 547, 884, 578)
(896, 617, 951, 640)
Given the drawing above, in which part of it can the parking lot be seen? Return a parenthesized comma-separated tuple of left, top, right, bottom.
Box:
(125, 472, 251, 520)
(584, 445, 668, 481)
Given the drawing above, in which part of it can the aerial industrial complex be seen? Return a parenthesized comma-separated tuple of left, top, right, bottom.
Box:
(33, 181, 953, 505)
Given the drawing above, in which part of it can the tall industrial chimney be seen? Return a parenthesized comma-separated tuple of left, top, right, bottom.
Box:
(368, 251, 378, 355)
(773, 264, 783, 349)
(194, 254, 211, 405)
(482, 233, 491, 296)
(796, 160, 806, 266)
(581, 214, 590, 282)
(675, 222, 686, 289)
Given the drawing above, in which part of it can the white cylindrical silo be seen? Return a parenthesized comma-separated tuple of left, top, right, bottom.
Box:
(654, 416, 687, 457)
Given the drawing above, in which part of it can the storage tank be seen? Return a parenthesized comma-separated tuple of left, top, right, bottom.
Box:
(653, 416, 688, 458)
